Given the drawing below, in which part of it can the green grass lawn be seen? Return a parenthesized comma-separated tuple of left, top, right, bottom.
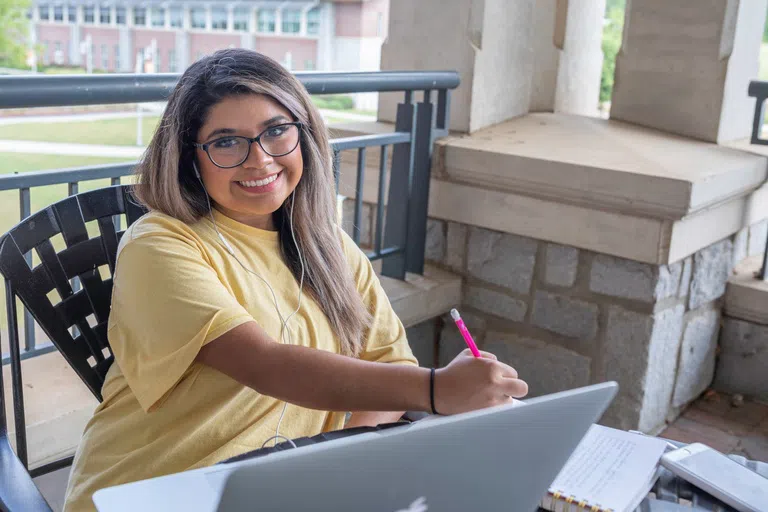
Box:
(0, 114, 362, 149)
(0, 116, 161, 147)
(0, 153, 134, 334)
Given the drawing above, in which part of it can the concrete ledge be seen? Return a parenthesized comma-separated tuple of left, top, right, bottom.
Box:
(329, 117, 768, 265)
(437, 114, 767, 219)
(381, 264, 462, 328)
(725, 256, 768, 325)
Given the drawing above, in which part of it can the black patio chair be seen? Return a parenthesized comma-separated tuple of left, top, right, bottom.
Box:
(0, 185, 146, 511)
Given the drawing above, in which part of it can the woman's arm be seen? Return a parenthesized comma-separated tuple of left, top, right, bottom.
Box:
(196, 321, 527, 415)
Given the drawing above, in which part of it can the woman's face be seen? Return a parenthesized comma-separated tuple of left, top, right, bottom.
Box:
(195, 94, 303, 231)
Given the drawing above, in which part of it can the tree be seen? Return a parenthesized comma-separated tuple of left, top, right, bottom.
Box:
(600, 1, 625, 105)
(0, 0, 30, 69)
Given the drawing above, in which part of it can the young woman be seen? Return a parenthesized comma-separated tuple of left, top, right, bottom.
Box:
(63, 49, 528, 511)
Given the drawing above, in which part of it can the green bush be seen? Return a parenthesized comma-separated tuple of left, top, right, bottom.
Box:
(311, 94, 355, 111)
(600, 2, 625, 105)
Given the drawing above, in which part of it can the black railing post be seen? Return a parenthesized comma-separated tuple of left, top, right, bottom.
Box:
(746, 81, 768, 280)
(381, 93, 418, 279)
(18, 188, 35, 353)
(403, 90, 437, 274)
(749, 81, 768, 145)
(5, 279, 28, 468)
(761, 229, 768, 281)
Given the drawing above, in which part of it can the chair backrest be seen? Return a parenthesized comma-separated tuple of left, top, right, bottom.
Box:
(0, 185, 147, 400)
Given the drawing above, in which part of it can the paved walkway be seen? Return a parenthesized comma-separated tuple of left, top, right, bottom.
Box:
(0, 107, 374, 126)
(660, 391, 768, 462)
(0, 140, 144, 158)
(0, 108, 375, 159)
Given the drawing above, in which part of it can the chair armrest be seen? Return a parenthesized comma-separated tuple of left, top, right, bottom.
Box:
(0, 437, 52, 512)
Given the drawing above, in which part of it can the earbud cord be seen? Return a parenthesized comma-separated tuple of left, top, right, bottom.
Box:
(196, 164, 304, 448)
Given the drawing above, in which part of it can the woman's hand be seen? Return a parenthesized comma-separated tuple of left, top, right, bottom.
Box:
(433, 349, 528, 415)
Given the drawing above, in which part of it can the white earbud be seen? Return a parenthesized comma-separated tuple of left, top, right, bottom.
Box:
(195, 166, 305, 448)
(218, 232, 236, 256)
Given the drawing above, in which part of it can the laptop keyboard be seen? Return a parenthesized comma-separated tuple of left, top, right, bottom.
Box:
(219, 421, 409, 465)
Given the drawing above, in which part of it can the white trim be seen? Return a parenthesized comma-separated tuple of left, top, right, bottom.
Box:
(226, 4, 234, 33)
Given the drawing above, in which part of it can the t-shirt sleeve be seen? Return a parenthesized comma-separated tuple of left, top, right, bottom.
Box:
(107, 221, 253, 412)
(340, 231, 418, 367)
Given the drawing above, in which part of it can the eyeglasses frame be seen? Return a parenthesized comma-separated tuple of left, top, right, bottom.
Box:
(192, 121, 303, 169)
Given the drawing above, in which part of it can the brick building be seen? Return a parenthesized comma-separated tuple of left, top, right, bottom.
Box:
(29, 0, 388, 75)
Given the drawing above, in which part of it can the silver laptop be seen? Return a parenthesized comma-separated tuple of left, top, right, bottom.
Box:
(93, 382, 618, 512)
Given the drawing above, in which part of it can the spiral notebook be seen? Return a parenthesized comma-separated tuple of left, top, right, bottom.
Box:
(539, 424, 668, 512)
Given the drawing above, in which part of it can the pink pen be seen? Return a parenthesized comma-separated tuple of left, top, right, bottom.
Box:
(450, 308, 481, 358)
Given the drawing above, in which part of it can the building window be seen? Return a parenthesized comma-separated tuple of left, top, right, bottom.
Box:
(304, 59, 315, 71)
(100, 5, 111, 24)
(377, 12, 384, 37)
(114, 44, 120, 70)
(39, 4, 49, 21)
(281, 9, 300, 34)
(195, 51, 205, 61)
(211, 7, 226, 30)
(83, 5, 94, 23)
(151, 7, 165, 27)
(190, 7, 206, 29)
(133, 7, 146, 26)
(307, 7, 320, 35)
(67, 4, 76, 22)
(53, 5, 63, 22)
(101, 44, 108, 69)
(170, 6, 183, 28)
(169, 48, 177, 72)
(257, 9, 275, 33)
(233, 7, 249, 31)
(154, 49, 161, 71)
(115, 6, 125, 24)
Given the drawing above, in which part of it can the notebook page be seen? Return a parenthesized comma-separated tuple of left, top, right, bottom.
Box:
(547, 424, 667, 511)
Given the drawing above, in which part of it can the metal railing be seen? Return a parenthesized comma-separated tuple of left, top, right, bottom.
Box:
(0, 70, 459, 364)
(746, 80, 768, 281)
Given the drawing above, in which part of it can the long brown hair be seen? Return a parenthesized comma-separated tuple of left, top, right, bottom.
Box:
(133, 48, 370, 357)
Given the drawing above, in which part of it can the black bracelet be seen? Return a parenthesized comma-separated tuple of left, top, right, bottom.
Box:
(430, 368, 439, 415)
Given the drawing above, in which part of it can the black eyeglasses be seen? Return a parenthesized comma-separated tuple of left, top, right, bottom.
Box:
(193, 122, 302, 169)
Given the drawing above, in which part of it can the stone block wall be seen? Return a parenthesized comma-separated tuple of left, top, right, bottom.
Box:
(714, 218, 768, 401)
(415, 217, 768, 433)
(339, 194, 768, 432)
(714, 318, 768, 401)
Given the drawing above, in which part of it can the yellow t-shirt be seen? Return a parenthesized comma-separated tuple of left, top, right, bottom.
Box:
(63, 209, 417, 511)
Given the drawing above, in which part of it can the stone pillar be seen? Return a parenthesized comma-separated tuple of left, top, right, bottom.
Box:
(175, 30, 190, 71)
(378, 0, 537, 133)
(119, 27, 133, 72)
(529, 0, 605, 116)
(227, 5, 235, 33)
(317, 2, 334, 71)
(610, 0, 768, 143)
(71, 5, 83, 66)
(416, 217, 743, 433)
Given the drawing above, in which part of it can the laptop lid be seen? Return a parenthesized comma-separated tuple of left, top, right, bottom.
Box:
(216, 381, 618, 512)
